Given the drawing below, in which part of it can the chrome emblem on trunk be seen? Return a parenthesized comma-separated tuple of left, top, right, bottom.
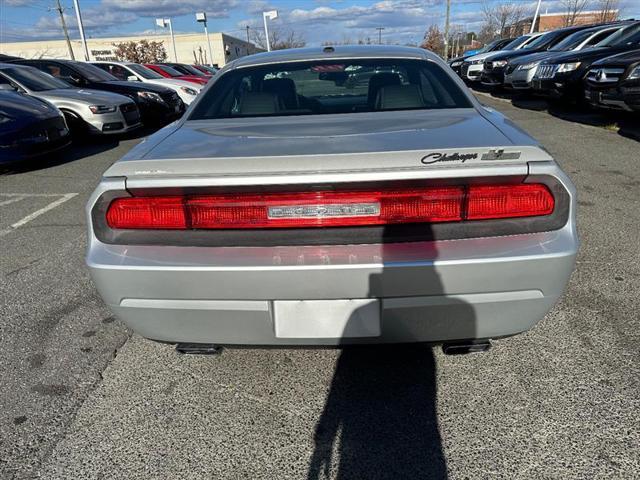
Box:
(268, 203, 380, 219)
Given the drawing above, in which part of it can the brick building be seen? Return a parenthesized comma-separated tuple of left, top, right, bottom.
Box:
(509, 10, 619, 36)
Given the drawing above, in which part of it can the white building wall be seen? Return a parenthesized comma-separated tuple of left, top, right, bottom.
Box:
(0, 33, 258, 67)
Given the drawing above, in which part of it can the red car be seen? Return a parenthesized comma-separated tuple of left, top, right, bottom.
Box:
(144, 64, 208, 86)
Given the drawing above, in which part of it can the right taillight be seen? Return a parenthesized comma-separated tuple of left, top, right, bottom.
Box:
(466, 184, 554, 220)
(105, 183, 554, 230)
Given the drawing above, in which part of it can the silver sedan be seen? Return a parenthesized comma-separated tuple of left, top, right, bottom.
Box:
(0, 64, 140, 135)
(86, 46, 578, 351)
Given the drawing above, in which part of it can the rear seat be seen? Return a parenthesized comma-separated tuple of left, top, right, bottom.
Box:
(237, 92, 283, 115)
(375, 84, 425, 110)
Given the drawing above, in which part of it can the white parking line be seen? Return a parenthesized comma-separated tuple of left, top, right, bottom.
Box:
(0, 196, 26, 207)
(0, 193, 79, 237)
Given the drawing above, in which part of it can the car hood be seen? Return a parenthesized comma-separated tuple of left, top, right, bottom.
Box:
(591, 48, 640, 67)
(539, 46, 624, 64)
(0, 91, 58, 119)
(145, 78, 202, 91)
(466, 50, 509, 62)
(104, 108, 550, 179)
(509, 51, 559, 66)
(101, 80, 173, 94)
(36, 88, 130, 105)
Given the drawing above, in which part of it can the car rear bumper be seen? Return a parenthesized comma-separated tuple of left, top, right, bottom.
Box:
(88, 222, 577, 346)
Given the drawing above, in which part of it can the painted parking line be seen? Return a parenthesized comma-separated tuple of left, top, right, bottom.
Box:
(0, 193, 79, 237)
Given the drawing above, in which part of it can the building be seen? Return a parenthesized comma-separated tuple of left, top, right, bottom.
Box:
(0, 32, 258, 67)
(509, 10, 619, 36)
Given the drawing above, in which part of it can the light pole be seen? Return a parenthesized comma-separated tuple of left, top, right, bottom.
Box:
(443, 0, 451, 59)
(156, 18, 177, 62)
(72, 0, 89, 60)
(263, 10, 278, 52)
(376, 27, 385, 44)
(196, 12, 213, 66)
(530, 0, 542, 34)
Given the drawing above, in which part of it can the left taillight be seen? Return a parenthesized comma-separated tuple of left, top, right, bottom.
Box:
(105, 184, 554, 230)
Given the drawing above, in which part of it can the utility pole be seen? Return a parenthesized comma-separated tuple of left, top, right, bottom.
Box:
(376, 27, 384, 44)
(443, 0, 451, 59)
(246, 25, 251, 54)
(246, 25, 250, 43)
(52, 0, 75, 60)
(72, 0, 89, 60)
(530, 0, 542, 34)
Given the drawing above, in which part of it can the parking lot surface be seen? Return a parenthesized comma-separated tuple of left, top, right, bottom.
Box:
(1, 98, 639, 479)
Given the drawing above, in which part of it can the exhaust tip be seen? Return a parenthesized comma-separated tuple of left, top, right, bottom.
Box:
(176, 343, 223, 355)
(442, 341, 491, 355)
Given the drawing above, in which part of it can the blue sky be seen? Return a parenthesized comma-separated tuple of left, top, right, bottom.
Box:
(2, 0, 639, 46)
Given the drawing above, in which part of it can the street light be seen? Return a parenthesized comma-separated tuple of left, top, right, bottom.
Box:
(72, 0, 89, 61)
(262, 10, 278, 52)
(156, 18, 177, 62)
(196, 12, 214, 66)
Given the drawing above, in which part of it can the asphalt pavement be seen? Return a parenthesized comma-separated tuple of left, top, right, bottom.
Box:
(1, 99, 639, 479)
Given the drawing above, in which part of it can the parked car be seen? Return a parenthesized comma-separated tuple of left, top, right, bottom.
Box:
(91, 61, 202, 105)
(584, 48, 640, 111)
(449, 37, 514, 76)
(481, 25, 594, 87)
(11, 58, 184, 127)
(533, 21, 640, 101)
(144, 64, 209, 86)
(504, 23, 624, 90)
(86, 46, 578, 351)
(192, 64, 218, 75)
(162, 62, 212, 79)
(460, 33, 543, 82)
(0, 63, 140, 135)
(0, 90, 70, 165)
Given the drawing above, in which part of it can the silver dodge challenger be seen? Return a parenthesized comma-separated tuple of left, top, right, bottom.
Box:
(87, 46, 578, 352)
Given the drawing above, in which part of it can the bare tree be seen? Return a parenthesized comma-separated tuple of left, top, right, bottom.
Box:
(594, 0, 620, 22)
(420, 25, 445, 55)
(251, 27, 306, 51)
(560, 0, 591, 27)
(113, 40, 167, 63)
(481, 1, 529, 37)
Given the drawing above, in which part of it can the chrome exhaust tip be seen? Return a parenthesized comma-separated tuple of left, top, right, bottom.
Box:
(442, 341, 491, 355)
(176, 343, 223, 355)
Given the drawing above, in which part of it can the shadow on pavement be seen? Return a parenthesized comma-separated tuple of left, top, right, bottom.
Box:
(307, 220, 479, 479)
(0, 126, 155, 175)
(476, 86, 640, 142)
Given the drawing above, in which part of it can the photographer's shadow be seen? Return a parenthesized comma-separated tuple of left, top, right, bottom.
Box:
(307, 221, 477, 479)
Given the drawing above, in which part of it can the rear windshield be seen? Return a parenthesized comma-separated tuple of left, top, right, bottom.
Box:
(190, 59, 472, 120)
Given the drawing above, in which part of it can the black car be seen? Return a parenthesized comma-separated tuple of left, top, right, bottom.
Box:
(162, 62, 211, 78)
(481, 25, 594, 87)
(10, 59, 185, 126)
(532, 22, 640, 100)
(448, 37, 514, 76)
(584, 48, 640, 112)
(0, 90, 70, 165)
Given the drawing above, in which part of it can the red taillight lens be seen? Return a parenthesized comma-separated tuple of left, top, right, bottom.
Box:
(466, 184, 554, 220)
(105, 184, 554, 230)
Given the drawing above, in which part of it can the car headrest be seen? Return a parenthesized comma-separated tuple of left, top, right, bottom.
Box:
(237, 92, 282, 115)
(262, 78, 298, 109)
(367, 72, 402, 107)
(375, 84, 425, 110)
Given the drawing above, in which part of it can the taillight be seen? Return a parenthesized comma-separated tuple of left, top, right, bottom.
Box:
(105, 184, 554, 230)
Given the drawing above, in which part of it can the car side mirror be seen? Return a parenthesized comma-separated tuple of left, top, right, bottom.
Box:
(127, 75, 139, 82)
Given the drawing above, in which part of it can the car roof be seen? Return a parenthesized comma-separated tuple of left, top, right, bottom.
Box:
(230, 45, 433, 69)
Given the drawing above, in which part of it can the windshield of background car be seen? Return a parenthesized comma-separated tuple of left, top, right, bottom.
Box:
(127, 64, 163, 80)
(190, 59, 473, 120)
(3, 67, 71, 91)
(503, 35, 532, 50)
(521, 31, 558, 50)
(596, 23, 640, 47)
(158, 65, 183, 77)
(598, 23, 640, 47)
(550, 29, 598, 51)
(72, 62, 117, 82)
(177, 64, 205, 76)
